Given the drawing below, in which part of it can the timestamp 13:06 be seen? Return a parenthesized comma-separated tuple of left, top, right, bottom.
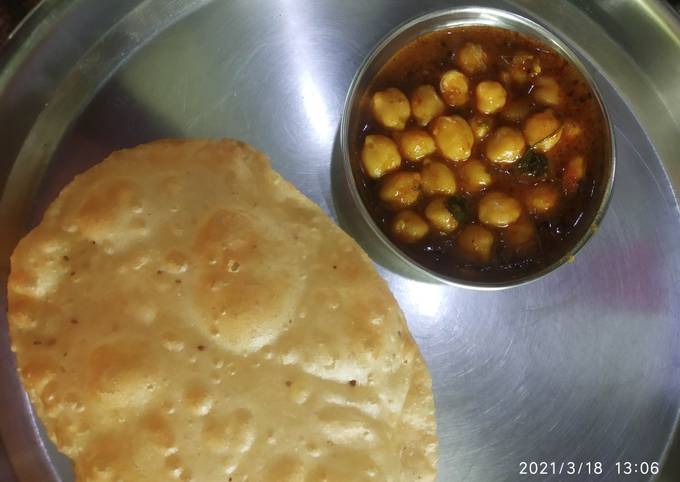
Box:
(616, 461, 659, 475)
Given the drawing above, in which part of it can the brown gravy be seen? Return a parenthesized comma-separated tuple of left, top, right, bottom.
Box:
(351, 26, 608, 282)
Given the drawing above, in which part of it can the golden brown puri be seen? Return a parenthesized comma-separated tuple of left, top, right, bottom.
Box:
(7, 139, 437, 482)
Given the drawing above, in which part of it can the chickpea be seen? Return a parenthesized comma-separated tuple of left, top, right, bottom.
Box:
(371, 88, 411, 130)
(469, 115, 494, 141)
(475, 81, 507, 115)
(563, 155, 586, 193)
(532, 76, 561, 106)
(456, 42, 488, 75)
(500, 98, 532, 123)
(421, 161, 457, 196)
(528, 59, 542, 78)
(484, 127, 526, 164)
(504, 216, 536, 253)
(507, 52, 541, 84)
(361, 134, 401, 179)
(391, 210, 429, 243)
(425, 198, 459, 233)
(410, 85, 445, 127)
(508, 68, 527, 85)
(431, 115, 474, 162)
(563, 120, 583, 140)
(439, 70, 469, 107)
(523, 109, 563, 152)
(379, 171, 421, 209)
(478, 191, 522, 228)
(396, 129, 436, 162)
(457, 224, 494, 263)
(512, 52, 533, 65)
(524, 184, 560, 214)
(457, 159, 492, 193)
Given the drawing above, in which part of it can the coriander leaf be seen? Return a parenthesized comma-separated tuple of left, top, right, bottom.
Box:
(515, 149, 548, 177)
(445, 196, 467, 223)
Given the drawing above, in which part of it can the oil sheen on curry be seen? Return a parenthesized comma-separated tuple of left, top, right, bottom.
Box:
(352, 26, 607, 282)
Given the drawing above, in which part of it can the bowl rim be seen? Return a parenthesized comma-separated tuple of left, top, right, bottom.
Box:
(340, 5, 616, 290)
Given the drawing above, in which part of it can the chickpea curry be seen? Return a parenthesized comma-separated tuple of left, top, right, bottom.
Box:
(351, 26, 609, 282)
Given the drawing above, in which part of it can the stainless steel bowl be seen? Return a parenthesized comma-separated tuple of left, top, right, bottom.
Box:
(340, 6, 615, 289)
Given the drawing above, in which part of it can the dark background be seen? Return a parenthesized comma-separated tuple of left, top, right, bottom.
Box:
(0, 0, 39, 43)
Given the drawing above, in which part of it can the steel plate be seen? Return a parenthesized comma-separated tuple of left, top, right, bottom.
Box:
(1, 1, 680, 481)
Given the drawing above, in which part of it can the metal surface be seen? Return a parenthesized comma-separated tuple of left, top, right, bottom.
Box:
(340, 7, 615, 289)
(1, 1, 679, 481)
